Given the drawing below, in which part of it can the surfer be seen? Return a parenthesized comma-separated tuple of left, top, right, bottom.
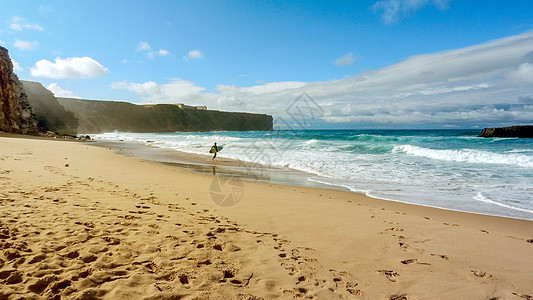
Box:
(211, 142, 219, 160)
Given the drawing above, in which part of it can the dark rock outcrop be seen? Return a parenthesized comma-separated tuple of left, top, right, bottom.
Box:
(0, 46, 38, 134)
(478, 125, 533, 138)
(22, 81, 78, 135)
(57, 97, 273, 133)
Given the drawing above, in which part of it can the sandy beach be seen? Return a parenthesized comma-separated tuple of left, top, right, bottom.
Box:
(1, 135, 532, 300)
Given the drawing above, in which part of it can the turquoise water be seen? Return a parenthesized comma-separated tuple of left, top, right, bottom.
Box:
(93, 129, 533, 221)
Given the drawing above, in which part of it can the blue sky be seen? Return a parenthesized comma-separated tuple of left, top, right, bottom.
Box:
(1, 0, 533, 128)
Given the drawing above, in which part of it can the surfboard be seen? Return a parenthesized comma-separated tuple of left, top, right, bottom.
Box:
(209, 146, 223, 153)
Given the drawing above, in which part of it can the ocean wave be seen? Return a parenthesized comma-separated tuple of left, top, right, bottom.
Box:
(338, 144, 394, 154)
(347, 134, 401, 142)
(90, 130, 533, 220)
(473, 192, 533, 215)
(393, 145, 533, 168)
(506, 149, 533, 154)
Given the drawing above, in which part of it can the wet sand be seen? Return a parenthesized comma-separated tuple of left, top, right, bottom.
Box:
(90, 140, 346, 191)
(1, 135, 532, 299)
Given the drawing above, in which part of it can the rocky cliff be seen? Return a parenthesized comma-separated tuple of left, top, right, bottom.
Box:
(22, 81, 78, 135)
(57, 97, 273, 133)
(478, 125, 533, 138)
(0, 46, 38, 134)
(2, 45, 271, 135)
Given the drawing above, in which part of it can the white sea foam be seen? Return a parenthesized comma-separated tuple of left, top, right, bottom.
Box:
(473, 192, 533, 215)
(90, 130, 533, 221)
(393, 145, 533, 168)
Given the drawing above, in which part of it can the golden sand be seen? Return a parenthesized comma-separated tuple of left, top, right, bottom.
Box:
(0, 136, 532, 299)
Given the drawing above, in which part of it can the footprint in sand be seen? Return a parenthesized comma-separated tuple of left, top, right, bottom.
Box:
(401, 259, 417, 265)
(399, 242, 410, 250)
(431, 253, 450, 260)
(512, 292, 533, 300)
(3, 270, 24, 284)
(27, 274, 58, 294)
(389, 294, 408, 300)
(102, 236, 120, 245)
(443, 222, 459, 226)
(472, 270, 492, 279)
(329, 269, 361, 295)
(378, 270, 400, 282)
(401, 258, 431, 266)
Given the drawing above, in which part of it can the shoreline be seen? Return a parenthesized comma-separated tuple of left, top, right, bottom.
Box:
(1, 134, 532, 299)
(92, 138, 533, 222)
(90, 140, 353, 192)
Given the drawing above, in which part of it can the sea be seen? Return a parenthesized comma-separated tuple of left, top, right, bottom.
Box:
(91, 129, 533, 221)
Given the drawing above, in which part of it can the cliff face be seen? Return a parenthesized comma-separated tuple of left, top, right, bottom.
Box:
(0, 46, 38, 134)
(1, 46, 271, 135)
(22, 81, 78, 135)
(57, 98, 273, 133)
(479, 125, 533, 138)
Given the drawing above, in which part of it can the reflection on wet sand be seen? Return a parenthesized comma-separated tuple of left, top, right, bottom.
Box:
(91, 140, 347, 191)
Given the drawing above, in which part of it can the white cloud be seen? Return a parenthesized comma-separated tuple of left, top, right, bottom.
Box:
(219, 81, 307, 95)
(0, 40, 5, 45)
(13, 39, 38, 50)
(9, 16, 43, 31)
(30, 56, 108, 79)
(136, 41, 151, 51)
(159, 79, 206, 99)
(135, 42, 170, 59)
(111, 79, 207, 104)
(187, 50, 203, 59)
(113, 31, 533, 128)
(506, 63, 533, 84)
(39, 5, 53, 14)
(9, 23, 22, 31)
(372, 0, 452, 24)
(111, 80, 161, 96)
(47, 83, 78, 98)
(11, 59, 23, 72)
(28, 24, 43, 31)
(335, 53, 355, 66)
(157, 49, 170, 56)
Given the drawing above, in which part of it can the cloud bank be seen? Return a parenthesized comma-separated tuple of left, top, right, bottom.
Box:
(30, 57, 108, 79)
(112, 31, 533, 128)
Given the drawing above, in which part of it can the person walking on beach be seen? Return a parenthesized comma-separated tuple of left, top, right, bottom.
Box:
(211, 142, 219, 160)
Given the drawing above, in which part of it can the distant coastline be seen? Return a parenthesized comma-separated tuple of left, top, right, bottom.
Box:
(20, 80, 273, 135)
